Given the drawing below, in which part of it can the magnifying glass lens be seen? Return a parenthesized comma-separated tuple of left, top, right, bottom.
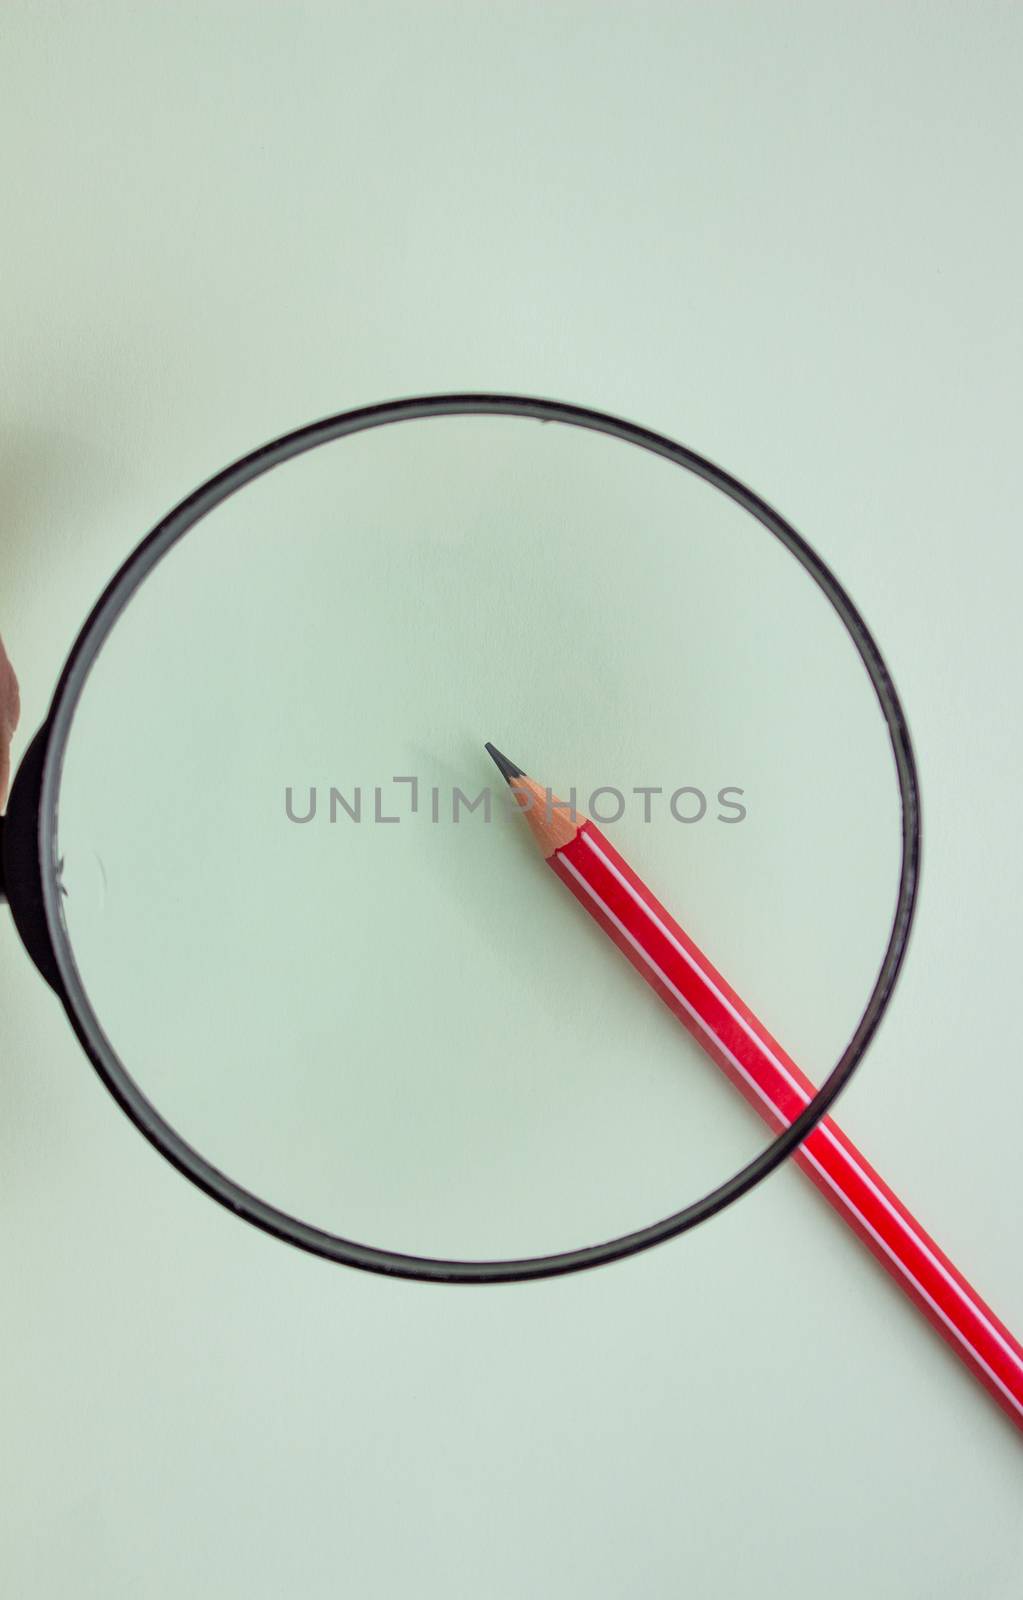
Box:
(52, 410, 901, 1264)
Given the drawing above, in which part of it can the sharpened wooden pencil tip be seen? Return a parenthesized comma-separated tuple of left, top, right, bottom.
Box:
(484, 742, 525, 784)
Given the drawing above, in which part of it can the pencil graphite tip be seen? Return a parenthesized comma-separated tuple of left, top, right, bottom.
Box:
(484, 741, 526, 784)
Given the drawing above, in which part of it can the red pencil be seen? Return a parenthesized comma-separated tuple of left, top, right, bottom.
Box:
(486, 743, 1023, 1434)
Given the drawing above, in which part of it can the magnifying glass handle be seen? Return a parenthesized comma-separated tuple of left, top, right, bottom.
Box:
(1, 725, 64, 994)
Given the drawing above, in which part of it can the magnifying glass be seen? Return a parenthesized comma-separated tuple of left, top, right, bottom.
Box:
(0, 394, 919, 1283)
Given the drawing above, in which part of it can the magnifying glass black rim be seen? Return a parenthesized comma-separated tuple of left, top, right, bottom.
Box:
(28, 392, 920, 1283)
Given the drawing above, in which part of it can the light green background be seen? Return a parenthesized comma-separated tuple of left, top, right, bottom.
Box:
(2, 3, 1021, 1596)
